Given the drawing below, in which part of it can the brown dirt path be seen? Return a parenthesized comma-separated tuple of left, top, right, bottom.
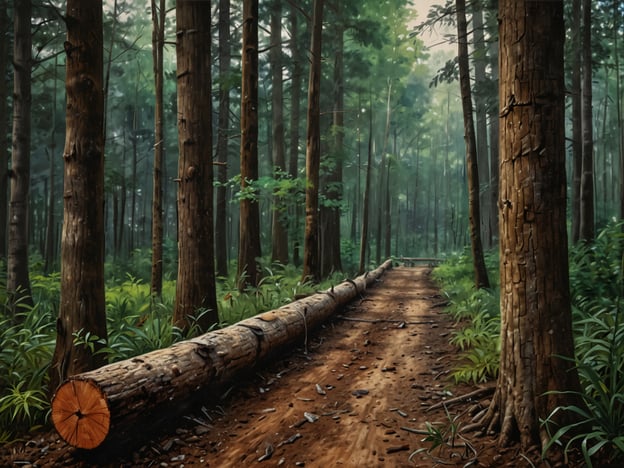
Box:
(1, 267, 538, 467)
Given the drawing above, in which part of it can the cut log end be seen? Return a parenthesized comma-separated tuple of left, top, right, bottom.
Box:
(52, 379, 111, 449)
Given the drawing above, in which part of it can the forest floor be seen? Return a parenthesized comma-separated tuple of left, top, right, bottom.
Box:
(1, 267, 563, 467)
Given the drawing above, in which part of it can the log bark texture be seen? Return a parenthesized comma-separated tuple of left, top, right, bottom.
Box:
(52, 260, 392, 449)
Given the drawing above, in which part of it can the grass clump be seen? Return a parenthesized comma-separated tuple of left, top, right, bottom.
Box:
(432, 250, 500, 384)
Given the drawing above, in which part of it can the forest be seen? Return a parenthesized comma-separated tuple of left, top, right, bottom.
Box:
(0, 0, 623, 466)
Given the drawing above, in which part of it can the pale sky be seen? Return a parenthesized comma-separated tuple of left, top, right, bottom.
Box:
(412, 0, 455, 53)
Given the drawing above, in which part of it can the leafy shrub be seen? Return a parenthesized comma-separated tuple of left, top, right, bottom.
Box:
(542, 220, 624, 466)
(433, 251, 500, 384)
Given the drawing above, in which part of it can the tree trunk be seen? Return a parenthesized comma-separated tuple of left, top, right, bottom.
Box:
(270, 0, 289, 265)
(478, 0, 583, 453)
(0, 0, 9, 262)
(321, 14, 344, 277)
(579, 0, 594, 242)
(44, 60, 58, 274)
(150, 0, 165, 298)
(288, 5, 303, 266)
(215, 0, 231, 278)
(301, 0, 324, 283)
(7, 0, 34, 313)
(50, 0, 108, 393)
(358, 100, 373, 275)
(456, 0, 489, 289)
(51, 261, 393, 450)
(238, 0, 262, 290)
(570, 0, 582, 243)
(174, 0, 219, 332)
(472, 7, 492, 249)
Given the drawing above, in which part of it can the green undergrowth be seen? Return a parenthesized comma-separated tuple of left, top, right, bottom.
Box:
(0, 256, 347, 443)
(432, 249, 500, 384)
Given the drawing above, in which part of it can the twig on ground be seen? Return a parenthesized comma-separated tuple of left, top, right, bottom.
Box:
(425, 386, 494, 412)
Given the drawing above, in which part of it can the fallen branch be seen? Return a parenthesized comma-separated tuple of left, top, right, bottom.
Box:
(51, 260, 393, 450)
(425, 386, 494, 412)
(335, 315, 435, 325)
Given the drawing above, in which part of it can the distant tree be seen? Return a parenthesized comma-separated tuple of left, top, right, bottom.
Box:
(570, 0, 582, 242)
(7, 0, 34, 311)
(215, 0, 231, 278)
(0, 0, 9, 262)
(270, 0, 289, 265)
(358, 99, 373, 275)
(320, 3, 344, 276)
(173, 0, 219, 331)
(50, 0, 108, 392)
(579, 0, 594, 242)
(476, 0, 583, 453)
(150, 0, 165, 298)
(288, 3, 303, 266)
(302, 0, 324, 283)
(238, 0, 262, 290)
(456, 0, 489, 289)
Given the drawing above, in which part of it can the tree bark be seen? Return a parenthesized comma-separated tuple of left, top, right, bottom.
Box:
(174, 0, 219, 331)
(150, 0, 165, 298)
(215, 0, 231, 278)
(44, 59, 58, 274)
(570, 0, 582, 243)
(301, 0, 324, 283)
(321, 12, 344, 277)
(50, 0, 108, 393)
(238, 0, 262, 290)
(51, 260, 393, 450)
(7, 0, 34, 312)
(472, 7, 492, 249)
(579, 0, 594, 242)
(288, 5, 303, 266)
(0, 0, 9, 262)
(479, 0, 583, 453)
(270, 0, 289, 265)
(358, 100, 373, 275)
(456, 0, 490, 289)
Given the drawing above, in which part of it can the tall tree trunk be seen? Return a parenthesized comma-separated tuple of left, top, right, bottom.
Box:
(477, 0, 583, 452)
(0, 0, 9, 262)
(488, 37, 499, 249)
(301, 0, 324, 283)
(50, 0, 108, 392)
(174, 0, 219, 332)
(44, 58, 58, 274)
(579, 0, 594, 242)
(150, 0, 165, 298)
(238, 0, 262, 290)
(570, 0, 582, 242)
(358, 100, 373, 275)
(472, 7, 492, 249)
(8, 0, 34, 312)
(288, 5, 302, 266)
(321, 13, 344, 276)
(616, 1, 624, 221)
(270, 0, 289, 265)
(129, 106, 138, 253)
(215, 0, 231, 278)
(456, 0, 489, 289)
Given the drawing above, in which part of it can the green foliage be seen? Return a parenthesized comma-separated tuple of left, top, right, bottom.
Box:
(541, 310, 624, 467)
(0, 297, 55, 439)
(542, 220, 624, 466)
(409, 403, 476, 464)
(433, 251, 500, 384)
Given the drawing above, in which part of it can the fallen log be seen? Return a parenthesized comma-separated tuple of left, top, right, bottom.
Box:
(51, 260, 392, 449)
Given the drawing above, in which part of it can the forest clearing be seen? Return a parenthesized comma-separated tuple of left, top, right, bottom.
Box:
(0, 266, 546, 467)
